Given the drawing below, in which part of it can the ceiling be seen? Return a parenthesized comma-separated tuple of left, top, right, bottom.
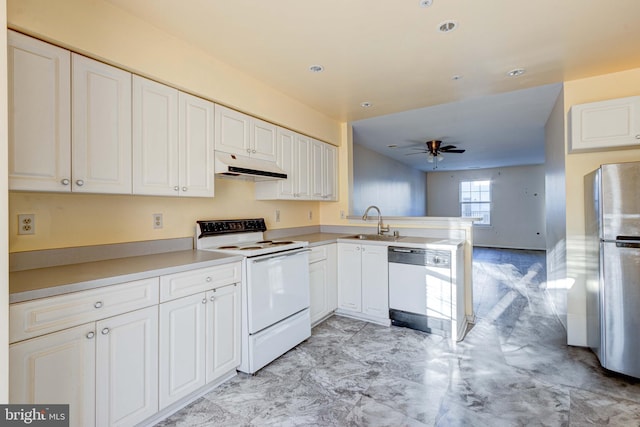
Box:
(105, 0, 640, 171)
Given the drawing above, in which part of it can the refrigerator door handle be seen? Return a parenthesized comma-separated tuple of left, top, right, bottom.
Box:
(615, 236, 640, 248)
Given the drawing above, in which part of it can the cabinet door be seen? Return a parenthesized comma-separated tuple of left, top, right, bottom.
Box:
(276, 128, 296, 199)
(296, 134, 312, 199)
(72, 54, 132, 194)
(325, 244, 338, 313)
(159, 293, 206, 409)
(133, 75, 179, 196)
(8, 30, 71, 192)
(337, 243, 362, 312)
(310, 139, 324, 199)
(570, 96, 640, 152)
(206, 284, 241, 383)
(214, 104, 250, 156)
(322, 143, 338, 201)
(361, 245, 389, 319)
(179, 92, 215, 197)
(250, 118, 277, 161)
(10, 323, 96, 427)
(96, 306, 159, 427)
(309, 258, 329, 325)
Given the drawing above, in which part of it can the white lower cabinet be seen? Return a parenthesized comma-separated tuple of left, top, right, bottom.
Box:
(309, 244, 337, 325)
(337, 243, 389, 323)
(159, 282, 241, 409)
(10, 323, 96, 427)
(9, 305, 159, 427)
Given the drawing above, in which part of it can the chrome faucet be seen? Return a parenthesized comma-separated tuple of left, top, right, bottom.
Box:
(362, 205, 389, 235)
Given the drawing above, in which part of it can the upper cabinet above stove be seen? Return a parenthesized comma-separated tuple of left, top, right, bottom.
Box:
(214, 104, 277, 162)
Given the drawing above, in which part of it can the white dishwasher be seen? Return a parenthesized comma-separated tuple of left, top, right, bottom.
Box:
(388, 246, 452, 337)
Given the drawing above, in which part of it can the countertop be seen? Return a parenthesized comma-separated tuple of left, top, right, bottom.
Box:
(10, 250, 243, 304)
(288, 232, 464, 250)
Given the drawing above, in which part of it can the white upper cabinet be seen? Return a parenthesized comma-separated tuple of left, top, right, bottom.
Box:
(133, 78, 214, 197)
(8, 30, 71, 192)
(310, 139, 324, 199)
(133, 75, 180, 196)
(323, 143, 338, 201)
(214, 104, 277, 162)
(72, 53, 132, 194)
(570, 96, 640, 152)
(179, 92, 215, 197)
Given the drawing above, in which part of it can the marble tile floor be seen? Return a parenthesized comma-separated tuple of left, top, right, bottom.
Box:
(155, 248, 640, 426)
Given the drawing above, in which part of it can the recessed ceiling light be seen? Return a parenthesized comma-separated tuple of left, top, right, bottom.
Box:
(438, 20, 458, 33)
(308, 65, 324, 73)
(419, 0, 433, 7)
(451, 75, 463, 81)
(360, 102, 373, 108)
(507, 68, 526, 77)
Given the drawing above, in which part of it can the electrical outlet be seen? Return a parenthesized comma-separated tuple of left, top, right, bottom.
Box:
(275, 210, 281, 222)
(308, 210, 313, 221)
(18, 214, 35, 235)
(153, 213, 163, 229)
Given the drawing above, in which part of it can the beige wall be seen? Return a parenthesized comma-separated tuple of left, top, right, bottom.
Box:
(1, 0, 8, 402)
(563, 68, 640, 345)
(7, 0, 351, 253)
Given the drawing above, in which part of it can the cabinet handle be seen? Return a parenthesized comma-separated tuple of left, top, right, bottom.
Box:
(206, 276, 212, 282)
(182, 186, 187, 192)
(174, 186, 179, 191)
(94, 301, 103, 309)
(252, 149, 256, 153)
(101, 328, 109, 335)
(86, 332, 95, 339)
(61, 178, 70, 186)
(636, 134, 640, 140)
(75, 179, 84, 187)
(210, 295, 215, 302)
(202, 298, 207, 304)
(246, 149, 251, 153)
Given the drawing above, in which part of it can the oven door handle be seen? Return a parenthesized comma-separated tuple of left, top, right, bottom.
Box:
(251, 248, 311, 263)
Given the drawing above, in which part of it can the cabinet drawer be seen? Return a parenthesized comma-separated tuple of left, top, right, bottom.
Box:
(309, 245, 328, 263)
(9, 277, 159, 343)
(160, 262, 241, 302)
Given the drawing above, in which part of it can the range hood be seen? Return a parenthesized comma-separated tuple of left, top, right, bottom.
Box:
(214, 151, 287, 181)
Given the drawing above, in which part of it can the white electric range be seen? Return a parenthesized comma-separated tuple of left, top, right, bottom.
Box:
(195, 218, 310, 374)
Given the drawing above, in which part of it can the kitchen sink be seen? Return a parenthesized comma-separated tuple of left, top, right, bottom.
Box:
(343, 234, 399, 242)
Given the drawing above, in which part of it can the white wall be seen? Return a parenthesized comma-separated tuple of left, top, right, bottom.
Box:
(427, 165, 546, 250)
(352, 143, 428, 216)
(544, 87, 568, 329)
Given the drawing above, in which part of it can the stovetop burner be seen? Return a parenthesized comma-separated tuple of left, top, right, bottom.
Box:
(218, 245, 239, 249)
(272, 241, 294, 245)
(241, 246, 262, 250)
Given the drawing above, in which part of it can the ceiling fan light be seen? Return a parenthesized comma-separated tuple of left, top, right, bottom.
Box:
(437, 155, 444, 161)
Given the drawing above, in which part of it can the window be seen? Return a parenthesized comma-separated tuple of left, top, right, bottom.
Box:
(460, 180, 491, 225)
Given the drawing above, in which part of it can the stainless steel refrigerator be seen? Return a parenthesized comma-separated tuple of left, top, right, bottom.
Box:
(585, 161, 640, 378)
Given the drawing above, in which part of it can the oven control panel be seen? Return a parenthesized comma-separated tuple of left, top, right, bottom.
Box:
(197, 218, 267, 237)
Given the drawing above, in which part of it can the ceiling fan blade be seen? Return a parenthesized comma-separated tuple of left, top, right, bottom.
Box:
(405, 151, 428, 155)
(439, 145, 457, 151)
(445, 149, 466, 153)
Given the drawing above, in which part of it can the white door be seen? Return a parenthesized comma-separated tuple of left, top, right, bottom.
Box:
(323, 143, 337, 200)
(309, 258, 329, 324)
(72, 53, 132, 194)
(310, 139, 324, 199)
(206, 284, 241, 383)
(337, 243, 362, 312)
(250, 117, 277, 161)
(214, 104, 250, 156)
(8, 30, 71, 192)
(276, 128, 296, 199)
(159, 293, 206, 409)
(9, 323, 96, 427)
(362, 245, 389, 319)
(246, 249, 310, 334)
(296, 134, 312, 199)
(95, 306, 159, 427)
(133, 75, 179, 196)
(179, 92, 215, 197)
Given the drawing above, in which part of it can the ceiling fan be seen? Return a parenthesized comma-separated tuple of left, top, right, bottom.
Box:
(406, 140, 465, 164)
